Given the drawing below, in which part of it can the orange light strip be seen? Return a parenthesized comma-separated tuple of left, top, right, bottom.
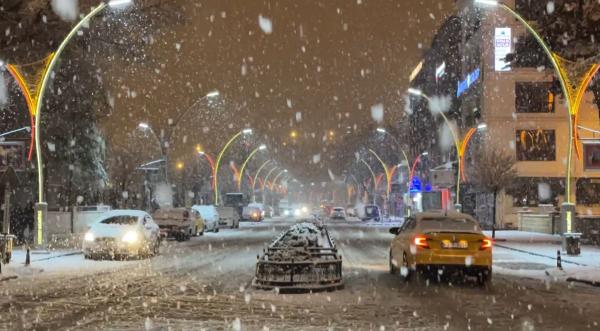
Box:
(572, 64, 600, 159)
(459, 128, 476, 181)
(6, 64, 36, 160)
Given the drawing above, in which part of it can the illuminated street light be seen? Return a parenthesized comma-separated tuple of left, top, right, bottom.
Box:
(205, 90, 220, 98)
(421, 151, 429, 156)
(176, 162, 184, 170)
(108, 0, 133, 7)
(474, 0, 499, 6)
(477, 123, 488, 130)
(238, 144, 268, 190)
(32, 0, 134, 246)
(407, 88, 425, 97)
(214, 128, 253, 205)
(138, 122, 149, 129)
(252, 160, 272, 202)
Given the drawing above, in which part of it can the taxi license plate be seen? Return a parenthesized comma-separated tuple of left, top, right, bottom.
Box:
(441, 240, 468, 249)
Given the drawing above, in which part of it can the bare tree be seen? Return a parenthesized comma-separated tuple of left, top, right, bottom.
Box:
(468, 148, 517, 227)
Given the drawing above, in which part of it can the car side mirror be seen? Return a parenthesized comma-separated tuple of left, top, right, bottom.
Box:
(389, 227, 400, 235)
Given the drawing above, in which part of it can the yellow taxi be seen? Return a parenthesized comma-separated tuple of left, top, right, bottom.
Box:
(389, 211, 492, 285)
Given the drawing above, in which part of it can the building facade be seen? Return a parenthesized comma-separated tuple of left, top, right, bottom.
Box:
(408, 0, 600, 231)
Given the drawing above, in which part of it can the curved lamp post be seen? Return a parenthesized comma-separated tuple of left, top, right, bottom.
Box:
(137, 122, 165, 179)
(238, 144, 267, 191)
(474, 0, 600, 235)
(198, 150, 216, 189)
(261, 165, 279, 201)
(33, 0, 133, 246)
(376, 128, 410, 167)
(359, 159, 377, 204)
(213, 128, 252, 205)
(251, 160, 272, 202)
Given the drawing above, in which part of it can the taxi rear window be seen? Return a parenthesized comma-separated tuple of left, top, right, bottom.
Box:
(419, 218, 480, 233)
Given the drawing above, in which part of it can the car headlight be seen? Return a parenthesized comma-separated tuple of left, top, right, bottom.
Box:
(294, 209, 300, 216)
(84, 232, 95, 242)
(301, 206, 308, 213)
(122, 231, 139, 244)
(283, 210, 290, 216)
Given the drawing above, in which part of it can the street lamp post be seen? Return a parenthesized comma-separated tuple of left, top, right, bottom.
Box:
(197, 150, 216, 191)
(270, 169, 288, 207)
(376, 127, 412, 216)
(262, 166, 279, 204)
(252, 161, 272, 202)
(138, 122, 166, 181)
(369, 149, 392, 216)
(473, 0, 600, 245)
(32, 0, 133, 246)
(408, 89, 463, 210)
(238, 144, 267, 191)
(213, 128, 253, 205)
(359, 159, 377, 205)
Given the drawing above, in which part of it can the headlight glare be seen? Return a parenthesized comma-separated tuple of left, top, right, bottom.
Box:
(84, 232, 95, 242)
(122, 231, 139, 244)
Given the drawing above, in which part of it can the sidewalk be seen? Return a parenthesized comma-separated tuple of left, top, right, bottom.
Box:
(487, 230, 600, 286)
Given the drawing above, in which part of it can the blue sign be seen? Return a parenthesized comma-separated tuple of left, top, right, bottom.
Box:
(456, 68, 480, 97)
(410, 176, 422, 193)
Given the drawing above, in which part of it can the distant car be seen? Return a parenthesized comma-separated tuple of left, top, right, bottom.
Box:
(389, 211, 492, 285)
(216, 206, 240, 229)
(152, 207, 204, 240)
(330, 207, 346, 220)
(293, 205, 309, 217)
(242, 206, 263, 222)
(191, 205, 220, 232)
(83, 210, 160, 259)
(281, 207, 293, 217)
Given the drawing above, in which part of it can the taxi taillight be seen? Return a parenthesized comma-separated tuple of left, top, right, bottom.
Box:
(480, 238, 493, 250)
(414, 236, 430, 249)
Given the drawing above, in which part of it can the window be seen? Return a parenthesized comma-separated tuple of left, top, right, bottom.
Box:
(101, 216, 138, 225)
(516, 129, 556, 161)
(577, 179, 600, 206)
(515, 82, 555, 113)
(419, 218, 481, 233)
(508, 178, 563, 207)
(583, 143, 600, 170)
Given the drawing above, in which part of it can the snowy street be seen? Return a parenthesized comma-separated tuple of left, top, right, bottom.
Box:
(1, 217, 600, 330)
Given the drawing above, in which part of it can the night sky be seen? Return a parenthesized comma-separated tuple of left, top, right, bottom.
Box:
(3, 0, 455, 183)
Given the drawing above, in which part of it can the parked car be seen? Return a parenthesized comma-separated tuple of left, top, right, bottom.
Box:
(152, 207, 204, 240)
(388, 211, 492, 285)
(330, 207, 346, 220)
(83, 210, 160, 259)
(216, 206, 240, 229)
(191, 205, 220, 232)
(361, 204, 381, 222)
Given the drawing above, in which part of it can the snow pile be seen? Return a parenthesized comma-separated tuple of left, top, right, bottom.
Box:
(51, 0, 79, 22)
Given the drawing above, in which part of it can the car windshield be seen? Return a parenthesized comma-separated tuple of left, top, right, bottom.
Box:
(2, 1, 598, 329)
(419, 218, 480, 233)
(100, 216, 138, 225)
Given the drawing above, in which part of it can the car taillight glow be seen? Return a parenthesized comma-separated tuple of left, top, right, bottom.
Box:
(414, 236, 429, 249)
(480, 238, 493, 250)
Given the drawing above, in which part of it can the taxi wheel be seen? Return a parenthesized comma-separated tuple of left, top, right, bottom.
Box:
(399, 253, 411, 282)
(477, 268, 492, 287)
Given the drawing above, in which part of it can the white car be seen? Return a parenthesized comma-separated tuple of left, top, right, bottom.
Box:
(192, 205, 220, 232)
(83, 210, 161, 259)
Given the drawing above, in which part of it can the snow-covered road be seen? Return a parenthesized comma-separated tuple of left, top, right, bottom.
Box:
(1, 217, 600, 330)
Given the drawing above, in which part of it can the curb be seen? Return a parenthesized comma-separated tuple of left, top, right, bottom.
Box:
(495, 243, 588, 266)
(20, 251, 82, 265)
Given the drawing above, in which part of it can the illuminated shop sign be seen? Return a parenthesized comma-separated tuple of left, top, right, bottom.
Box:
(456, 68, 480, 97)
(495, 27, 512, 72)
